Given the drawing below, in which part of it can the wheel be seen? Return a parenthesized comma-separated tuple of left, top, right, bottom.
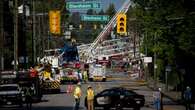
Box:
(103, 106, 110, 110)
(114, 101, 123, 110)
(19, 102, 23, 108)
(89, 78, 93, 81)
(133, 107, 140, 110)
(102, 78, 106, 82)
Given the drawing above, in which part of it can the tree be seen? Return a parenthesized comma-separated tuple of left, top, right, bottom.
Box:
(105, 3, 116, 17)
(98, 9, 105, 15)
(86, 9, 96, 15)
(129, 0, 195, 91)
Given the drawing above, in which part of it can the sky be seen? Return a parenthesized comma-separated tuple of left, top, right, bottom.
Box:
(102, 0, 125, 11)
(66, 0, 126, 13)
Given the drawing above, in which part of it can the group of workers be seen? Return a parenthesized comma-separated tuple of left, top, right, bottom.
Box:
(76, 69, 88, 83)
(73, 82, 95, 110)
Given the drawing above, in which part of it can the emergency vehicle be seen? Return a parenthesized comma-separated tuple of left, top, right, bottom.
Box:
(88, 63, 106, 82)
(40, 64, 61, 93)
(40, 42, 80, 84)
(0, 70, 42, 102)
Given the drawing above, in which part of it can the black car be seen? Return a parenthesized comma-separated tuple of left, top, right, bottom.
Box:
(0, 84, 24, 107)
(85, 87, 145, 110)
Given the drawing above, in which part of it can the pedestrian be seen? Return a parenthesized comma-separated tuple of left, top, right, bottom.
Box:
(25, 87, 33, 110)
(83, 70, 88, 83)
(73, 82, 82, 110)
(184, 86, 192, 110)
(77, 69, 82, 82)
(153, 88, 162, 110)
(86, 85, 94, 110)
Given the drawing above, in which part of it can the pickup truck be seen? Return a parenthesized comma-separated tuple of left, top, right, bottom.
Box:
(0, 84, 24, 107)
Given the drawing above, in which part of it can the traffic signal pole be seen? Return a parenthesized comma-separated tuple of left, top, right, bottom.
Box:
(0, 1, 4, 70)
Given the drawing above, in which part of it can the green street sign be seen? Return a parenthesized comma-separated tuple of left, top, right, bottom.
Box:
(66, 1, 102, 10)
(81, 15, 109, 22)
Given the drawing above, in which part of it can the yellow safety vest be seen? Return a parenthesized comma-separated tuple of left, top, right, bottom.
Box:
(87, 89, 94, 100)
(43, 71, 51, 79)
(74, 86, 81, 99)
(83, 71, 88, 79)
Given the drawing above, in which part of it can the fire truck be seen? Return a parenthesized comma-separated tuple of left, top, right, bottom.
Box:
(40, 42, 80, 85)
(88, 63, 106, 82)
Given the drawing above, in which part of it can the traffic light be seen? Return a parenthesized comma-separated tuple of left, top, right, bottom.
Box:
(117, 13, 126, 34)
(49, 10, 61, 35)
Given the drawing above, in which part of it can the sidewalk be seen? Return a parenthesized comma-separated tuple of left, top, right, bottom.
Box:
(142, 79, 186, 110)
(163, 105, 185, 110)
(146, 79, 182, 102)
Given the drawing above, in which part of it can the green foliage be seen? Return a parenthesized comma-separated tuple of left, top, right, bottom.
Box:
(130, 0, 195, 87)
(105, 3, 116, 17)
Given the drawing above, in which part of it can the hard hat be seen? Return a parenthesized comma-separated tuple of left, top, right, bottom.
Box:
(77, 82, 81, 86)
(158, 88, 162, 91)
(88, 85, 92, 88)
(186, 86, 190, 89)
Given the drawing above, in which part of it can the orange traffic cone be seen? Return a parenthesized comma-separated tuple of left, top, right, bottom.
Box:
(70, 84, 73, 93)
(67, 84, 73, 93)
(66, 84, 70, 93)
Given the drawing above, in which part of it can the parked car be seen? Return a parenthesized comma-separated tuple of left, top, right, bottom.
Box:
(0, 84, 24, 107)
(85, 87, 145, 110)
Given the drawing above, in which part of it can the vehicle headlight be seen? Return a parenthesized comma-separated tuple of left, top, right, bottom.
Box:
(136, 100, 141, 104)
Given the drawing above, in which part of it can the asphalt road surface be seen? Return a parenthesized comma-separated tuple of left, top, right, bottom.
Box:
(0, 70, 177, 110)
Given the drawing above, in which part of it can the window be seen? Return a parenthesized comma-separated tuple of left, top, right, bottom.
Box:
(123, 90, 136, 96)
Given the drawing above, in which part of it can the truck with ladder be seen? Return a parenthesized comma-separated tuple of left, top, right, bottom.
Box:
(39, 42, 80, 85)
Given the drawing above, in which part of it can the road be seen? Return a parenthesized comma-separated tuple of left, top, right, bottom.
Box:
(1, 70, 185, 110)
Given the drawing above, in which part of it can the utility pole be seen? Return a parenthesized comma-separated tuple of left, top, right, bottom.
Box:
(32, 0, 36, 64)
(144, 31, 149, 81)
(14, 0, 19, 71)
(41, 0, 45, 57)
(23, 0, 27, 69)
(0, 1, 4, 70)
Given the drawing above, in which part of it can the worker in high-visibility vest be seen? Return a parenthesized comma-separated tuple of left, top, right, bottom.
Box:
(73, 82, 82, 110)
(83, 70, 88, 83)
(87, 85, 94, 110)
(42, 70, 54, 81)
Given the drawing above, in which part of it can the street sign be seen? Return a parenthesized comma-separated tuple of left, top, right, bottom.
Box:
(81, 15, 109, 22)
(144, 57, 152, 63)
(64, 31, 71, 39)
(66, 1, 102, 10)
(166, 65, 171, 72)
